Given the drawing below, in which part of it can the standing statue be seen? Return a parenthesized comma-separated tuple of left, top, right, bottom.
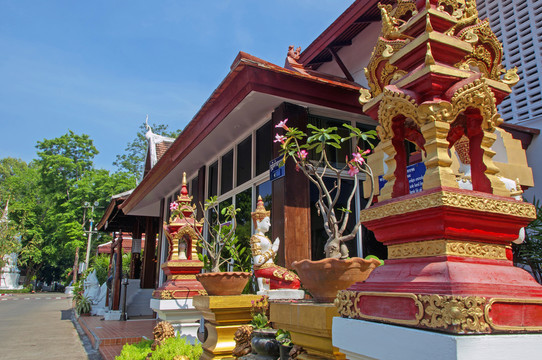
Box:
(83, 270, 101, 303)
(250, 196, 300, 292)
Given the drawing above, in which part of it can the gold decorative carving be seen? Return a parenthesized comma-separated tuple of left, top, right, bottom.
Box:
(360, 189, 536, 223)
(442, 0, 479, 36)
(160, 290, 174, 300)
(365, 39, 409, 97)
(337, 291, 542, 333)
(388, 240, 508, 260)
(335, 290, 424, 326)
(392, 0, 418, 22)
(455, 19, 504, 81)
(418, 294, 489, 333)
(197, 289, 208, 296)
(502, 67, 520, 86)
(485, 298, 542, 331)
(359, 88, 372, 105)
(171, 274, 196, 280)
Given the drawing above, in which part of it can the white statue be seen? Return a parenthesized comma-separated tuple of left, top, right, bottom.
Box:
(250, 196, 300, 292)
(83, 270, 100, 302)
(454, 135, 525, 244)
(1, 253, 22, 290)
(91, 282, 108, 316)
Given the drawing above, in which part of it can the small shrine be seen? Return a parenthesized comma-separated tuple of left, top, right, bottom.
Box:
(333, 1, 542, 359)
(150, 172, 205, 341)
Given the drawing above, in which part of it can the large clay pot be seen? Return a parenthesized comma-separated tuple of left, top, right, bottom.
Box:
(292, 257, 380, 303)
(251, 328, 280, 358)
(196, 271, 251, 296)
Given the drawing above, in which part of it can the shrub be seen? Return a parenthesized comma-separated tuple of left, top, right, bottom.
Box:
(151, 337, 203, 360)
(116, 339, 153, 360)
(115, 337, 202, 360)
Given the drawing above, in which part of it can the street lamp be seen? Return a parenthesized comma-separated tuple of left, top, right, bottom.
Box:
(83, 201, 100, 271)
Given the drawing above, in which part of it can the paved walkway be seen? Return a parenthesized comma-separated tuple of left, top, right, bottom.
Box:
(0, 292, 98, 360)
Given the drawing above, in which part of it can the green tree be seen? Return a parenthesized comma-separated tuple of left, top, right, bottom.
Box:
(113, 121, 180, 181)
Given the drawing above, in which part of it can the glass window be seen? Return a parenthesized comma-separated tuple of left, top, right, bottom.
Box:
(308, 115, 350, 168)
(191, 176, 200, 215)
(218, 198, 232, 224)
(221, 150, 234, 194)
(256, 180, 272, 211)
(166, 195, 173, 220)
(256, 120, 272, 175)
(208, 161, 218, 198)
(235, 188, 253, 270)
(310, 178, 357, 260)
(237, 135, 252, 186)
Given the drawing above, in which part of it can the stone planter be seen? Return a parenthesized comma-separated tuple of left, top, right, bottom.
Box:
(292, 257, 380, 303)
(251, 328, 280, 358)
(196, 271, 251, 296)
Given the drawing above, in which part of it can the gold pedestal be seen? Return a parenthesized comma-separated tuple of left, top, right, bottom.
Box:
(194, 295, 261, 360)
(270, 301, 345, 360)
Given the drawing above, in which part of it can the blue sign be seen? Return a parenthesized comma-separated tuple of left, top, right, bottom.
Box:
(269, 156, 285, 181)
(378, 162, 426, 194)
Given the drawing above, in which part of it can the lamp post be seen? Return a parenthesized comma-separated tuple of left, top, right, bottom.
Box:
(83, 201, 100, 271)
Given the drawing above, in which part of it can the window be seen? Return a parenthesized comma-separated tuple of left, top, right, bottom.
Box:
(310, 178, 357, 260)
(308, 115, 350, 168)
(237, 135, 252, 186)
(256, 120, 273, 175)
(208, 161, 218, 198)
(221, 150, 233, 194)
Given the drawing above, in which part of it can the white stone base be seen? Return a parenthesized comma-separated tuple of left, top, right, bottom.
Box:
(257, 289, 305, 300)
(333, 317, 542, 360)
(103, 310, 122, 321)
(150, 298, 202, 344)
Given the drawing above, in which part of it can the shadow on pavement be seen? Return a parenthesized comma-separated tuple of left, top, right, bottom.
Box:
(61, 309, 72, 320)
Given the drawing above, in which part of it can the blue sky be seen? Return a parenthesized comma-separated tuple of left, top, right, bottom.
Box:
(0, 0, 353, 171)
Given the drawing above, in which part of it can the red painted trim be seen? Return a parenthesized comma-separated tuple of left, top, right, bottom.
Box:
(299, 0, 382, 65)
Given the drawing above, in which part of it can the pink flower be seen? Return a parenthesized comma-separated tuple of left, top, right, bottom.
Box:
(169, 202, 178, 211)
(297, 150, 308, 160)
(275, 118, 289, 130)
(352, 152, 365, 165)
(274, 134, 287, 144)
(347, 164, 359, 177)
(363, 149, 371, 155)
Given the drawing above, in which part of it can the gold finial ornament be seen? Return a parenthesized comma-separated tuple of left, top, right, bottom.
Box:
(182, 172, 187, 186)
(251, 195, 270, 225)
(425, 43, 436, 66)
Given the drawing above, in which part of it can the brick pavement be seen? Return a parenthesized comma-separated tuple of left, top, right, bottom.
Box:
(78, 315, 156, 360)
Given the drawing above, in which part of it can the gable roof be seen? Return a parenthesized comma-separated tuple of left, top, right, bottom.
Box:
(120, 51, 365, 215)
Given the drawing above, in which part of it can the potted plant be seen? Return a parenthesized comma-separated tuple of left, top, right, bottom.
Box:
(275, 329, 293, 360)
(250, 295, 280, 357)
(275, 119, 382, 302)
(172, 195, 250, 295)
(75, 295, 91, 316)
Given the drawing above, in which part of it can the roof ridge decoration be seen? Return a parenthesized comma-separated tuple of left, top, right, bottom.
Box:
(284, 45, 309, 75)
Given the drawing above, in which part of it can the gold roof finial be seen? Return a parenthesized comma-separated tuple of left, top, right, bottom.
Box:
(425, 43, 436, 66)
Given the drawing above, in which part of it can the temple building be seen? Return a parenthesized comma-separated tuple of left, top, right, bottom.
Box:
(116, 0, 541, 291)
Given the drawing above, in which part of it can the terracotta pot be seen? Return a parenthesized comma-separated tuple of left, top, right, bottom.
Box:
(292, 257, 380, 303)
(196, 271, 251, 296)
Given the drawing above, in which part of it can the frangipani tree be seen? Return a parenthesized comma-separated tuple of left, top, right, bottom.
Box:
(275, 119, 377, 259)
